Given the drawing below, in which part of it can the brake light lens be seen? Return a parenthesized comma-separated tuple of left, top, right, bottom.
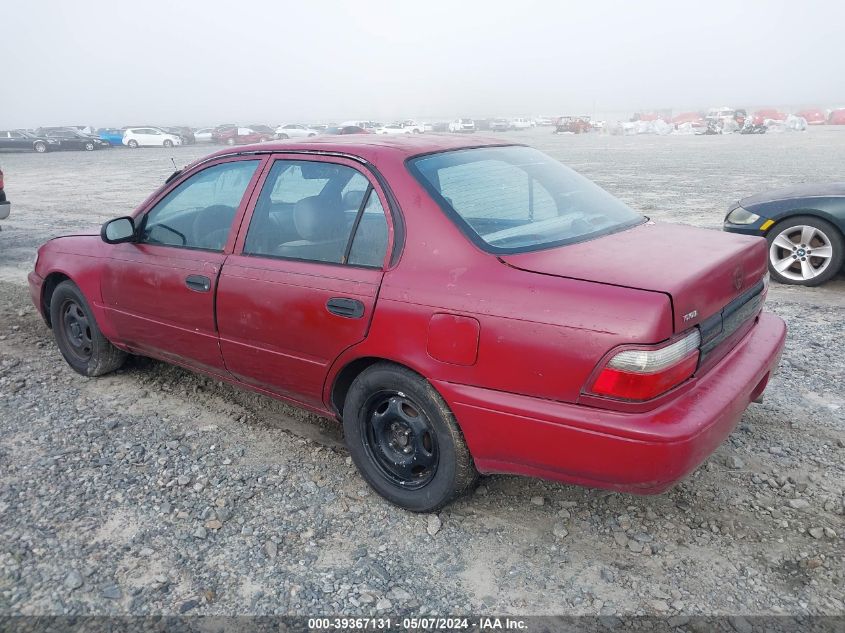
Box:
(589, 330, 701, 401)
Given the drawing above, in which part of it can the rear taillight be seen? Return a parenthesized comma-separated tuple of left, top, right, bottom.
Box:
(588, 330, 701, 401)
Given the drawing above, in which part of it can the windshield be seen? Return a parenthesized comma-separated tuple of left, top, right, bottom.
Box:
(408, 146, 643, 253)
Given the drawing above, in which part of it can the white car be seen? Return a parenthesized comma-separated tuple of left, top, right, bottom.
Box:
(123, 127, 182, 149)
(274, 124, 318, 139)
(509, 117, 532, 130)
(448, 118, 476, 133)
(194, 127, 215, 143)
(375, 123, 412, 135)
(401, 120, 424, 133)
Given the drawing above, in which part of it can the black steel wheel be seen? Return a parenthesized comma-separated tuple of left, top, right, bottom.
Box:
(343, 363, 477, 512)
(49, 281, 127, 376)
(362, 391, 440, 489)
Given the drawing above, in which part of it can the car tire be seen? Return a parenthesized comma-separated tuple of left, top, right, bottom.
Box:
(226, 137, 236, 146)
(127, 140, 138, 149)
(277, 133, 289, 140)
(766, 215, 844, 286)
(163, 139, 173, 148)
(343, 363, 478, 512)
(84, 142, 95, 151)
(50, 280, 127, 377)
(34, 141, 47, 153)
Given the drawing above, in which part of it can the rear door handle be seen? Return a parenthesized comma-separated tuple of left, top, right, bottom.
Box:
(326, 297, 365, 318)
(185, 274, 211, 292)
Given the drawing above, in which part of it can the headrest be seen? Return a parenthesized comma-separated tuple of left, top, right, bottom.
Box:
(342, 189, 367, 210)
(293, 196, 344, 242)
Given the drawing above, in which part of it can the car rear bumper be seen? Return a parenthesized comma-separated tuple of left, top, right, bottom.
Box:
(435, 312, 786, 494)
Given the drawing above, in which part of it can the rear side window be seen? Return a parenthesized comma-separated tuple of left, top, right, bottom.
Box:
(243, 160, 388, 267)
(348, 191, 388, 267)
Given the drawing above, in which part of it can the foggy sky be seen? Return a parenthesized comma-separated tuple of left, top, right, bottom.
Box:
(3, 0, 843, 128)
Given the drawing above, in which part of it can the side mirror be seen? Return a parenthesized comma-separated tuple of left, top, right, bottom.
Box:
(101, 216, 136, 244)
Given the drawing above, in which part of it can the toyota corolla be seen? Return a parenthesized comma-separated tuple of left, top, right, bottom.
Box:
(29, 136, 786, 511)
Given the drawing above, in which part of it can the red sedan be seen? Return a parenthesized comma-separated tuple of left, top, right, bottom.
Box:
(213, 126, 273, 145)
(29, 136, 786, 511)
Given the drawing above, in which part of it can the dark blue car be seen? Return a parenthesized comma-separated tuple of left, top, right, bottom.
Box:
(724, 183, 845, 286)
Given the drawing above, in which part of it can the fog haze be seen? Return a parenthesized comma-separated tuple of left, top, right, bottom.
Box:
(3, 0, 843, 127)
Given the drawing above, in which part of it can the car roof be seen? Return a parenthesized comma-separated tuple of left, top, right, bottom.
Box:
(191, 134, 518, 168)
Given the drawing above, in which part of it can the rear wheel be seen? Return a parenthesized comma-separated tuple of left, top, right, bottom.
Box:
(343, 363, 478, 512)
(127, 139, 139, 149)
(34, 141, 47, 153)
(277, 133, 289, 140)
(766, 216, 844, 286)
(50, 281, 127, 376)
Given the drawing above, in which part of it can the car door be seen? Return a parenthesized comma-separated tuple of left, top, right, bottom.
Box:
(139, 128, 157, 146)
(99, 157, 265, 373)
(216, 155, 394, 408)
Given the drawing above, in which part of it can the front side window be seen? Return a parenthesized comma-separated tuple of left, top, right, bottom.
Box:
(408, 146, 643, 253)
(139, 160, 259, 251)
(243, 160, 388, 267)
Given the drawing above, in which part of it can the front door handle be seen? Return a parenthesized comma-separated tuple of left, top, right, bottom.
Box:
(185, 274, 211, 292)
(326, 297, 365, 318)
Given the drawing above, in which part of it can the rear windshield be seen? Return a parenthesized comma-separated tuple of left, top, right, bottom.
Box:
(408, 146, 643, 253)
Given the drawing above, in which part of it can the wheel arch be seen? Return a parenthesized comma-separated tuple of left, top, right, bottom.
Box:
(764, 207, 845, 236)
(41, 271, 73, 328)
(765, 210, 845, 248)
(329, 356, 431, 417)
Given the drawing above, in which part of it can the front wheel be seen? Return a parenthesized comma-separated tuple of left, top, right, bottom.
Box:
(50, 281, 127, 376)
(766, 216, 844, 286)
(163, 139, 173, 148)
(343, 363, 478, 512)
(34, 141, 47, 153)
(84, 142, 95, 151)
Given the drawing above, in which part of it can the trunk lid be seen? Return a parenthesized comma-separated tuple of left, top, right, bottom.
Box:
(500, 222, 767, 332)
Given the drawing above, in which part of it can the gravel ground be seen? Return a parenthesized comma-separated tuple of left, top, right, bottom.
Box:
(0, 129, 843, 618)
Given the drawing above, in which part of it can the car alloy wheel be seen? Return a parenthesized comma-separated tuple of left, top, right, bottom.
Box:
(34, 141, 47, 153)
(128, 140, 138, 148)
(163, 139, 173, 148)
(769, 222, 837, 283)
(85, 142, 94, 151)
(226, 138, 236, 146)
